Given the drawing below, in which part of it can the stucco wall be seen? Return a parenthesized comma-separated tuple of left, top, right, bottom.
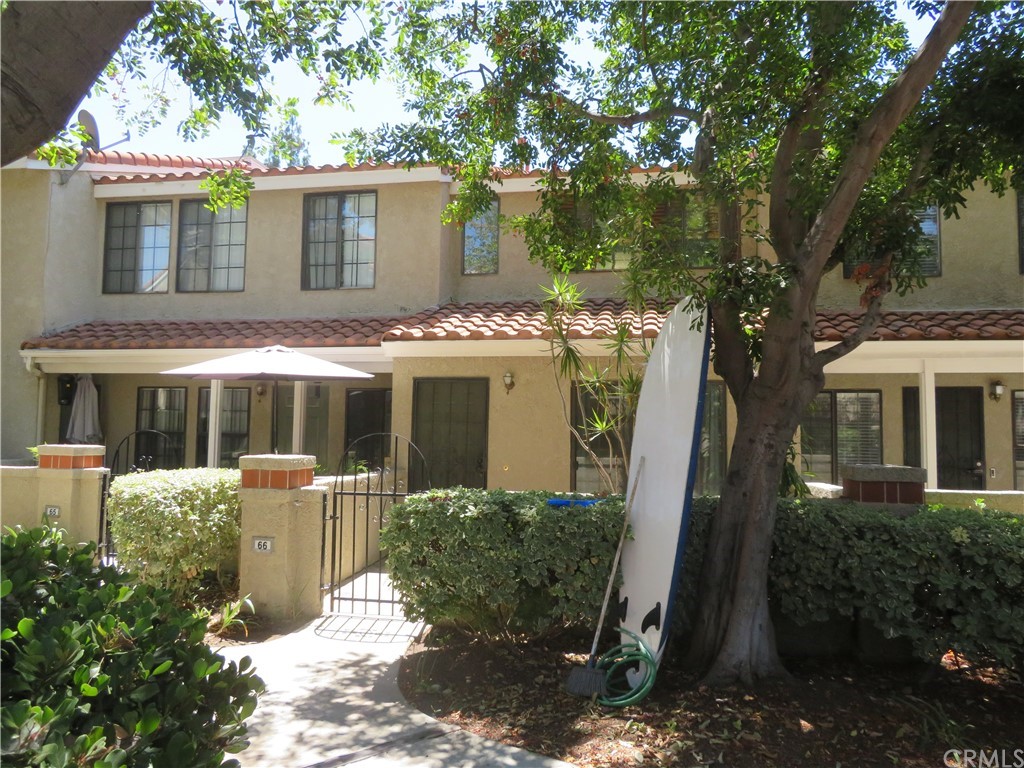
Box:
(84, 180, 451, 321)
(2, 170, 49, 461)
(391, 355, 573, 492)
(817, 185, 1024, 310)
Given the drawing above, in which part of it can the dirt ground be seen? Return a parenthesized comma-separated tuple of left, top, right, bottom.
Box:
(397, 629, 1023, 768)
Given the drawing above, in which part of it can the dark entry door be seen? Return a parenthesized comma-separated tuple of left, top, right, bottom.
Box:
(936, 387, 985, 490)
(411, 379, 489, 490)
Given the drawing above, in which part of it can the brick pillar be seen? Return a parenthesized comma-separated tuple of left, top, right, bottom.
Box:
(4, 445, 109, 546)
(237, 455, 325, 623)
(841, 464, 927, 506)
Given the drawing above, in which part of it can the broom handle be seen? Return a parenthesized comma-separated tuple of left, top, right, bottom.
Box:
(588, 456, 645, 660)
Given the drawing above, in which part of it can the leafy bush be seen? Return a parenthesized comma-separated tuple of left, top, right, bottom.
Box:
(381, 488, 623, 637)
(107, 469, 241, 596)
(677, 498, 1024, 668)
(0, 526, 264, 767)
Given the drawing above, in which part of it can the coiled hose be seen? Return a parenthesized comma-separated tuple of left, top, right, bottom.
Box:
(595, 629, 658, 707)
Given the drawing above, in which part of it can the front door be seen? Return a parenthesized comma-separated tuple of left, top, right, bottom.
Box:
(936, 387, 985, 490)
(411, 378, 489, 490)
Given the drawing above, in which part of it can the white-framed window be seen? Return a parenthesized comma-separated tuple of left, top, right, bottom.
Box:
(103, 201, 172, 293)
(177, 200, 247, 292)
(302, 191, 376, 289)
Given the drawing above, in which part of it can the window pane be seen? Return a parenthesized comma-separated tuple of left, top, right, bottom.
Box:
(694, 381, 726, 496)
(463, 199, 499, 274)
(136, 387, 186, 469)
(197, 387, 250, 468)
(914, 205, 941, 277)
(800, 393, 834, 484)
(836, 391, 882, 467)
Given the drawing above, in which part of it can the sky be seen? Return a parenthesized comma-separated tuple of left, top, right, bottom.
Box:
(74, 5, 935, 166)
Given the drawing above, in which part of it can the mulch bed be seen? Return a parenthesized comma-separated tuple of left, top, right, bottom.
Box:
(398, 629, 1023, 767)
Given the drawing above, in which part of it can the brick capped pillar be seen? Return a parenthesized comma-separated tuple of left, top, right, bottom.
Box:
(841, 464, 927, 506)
(0, 445, 109, 546)
(237, 455, 324, 623)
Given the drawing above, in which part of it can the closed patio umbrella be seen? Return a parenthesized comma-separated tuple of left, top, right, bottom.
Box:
(65, 373, 103, 444)
(162, 345, 373, 465)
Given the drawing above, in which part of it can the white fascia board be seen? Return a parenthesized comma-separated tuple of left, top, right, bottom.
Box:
(21, 347, 392, 375)
(92, 166, 453, 199)
(817, 339, 1024, 374)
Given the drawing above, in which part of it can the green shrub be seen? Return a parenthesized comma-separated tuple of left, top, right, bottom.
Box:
(381, 488, 623, 637)
(107, 469, 241, 596)
(0, 526, 264, 767)
(676, 498, 1024, 668)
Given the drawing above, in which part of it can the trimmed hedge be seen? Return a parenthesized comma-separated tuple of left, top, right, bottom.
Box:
(384, 490, 1024, 667)
(0, 527, 264, 767)
(381, 488, 623, 636)
(677, 498, 1024, 669)
(106, 469, 241, 596)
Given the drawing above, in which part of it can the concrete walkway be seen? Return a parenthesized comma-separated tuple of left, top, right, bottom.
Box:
(214, 614, 575, 768)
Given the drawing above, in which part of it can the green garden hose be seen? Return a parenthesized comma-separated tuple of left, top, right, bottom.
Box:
(595, 629, 658, 707)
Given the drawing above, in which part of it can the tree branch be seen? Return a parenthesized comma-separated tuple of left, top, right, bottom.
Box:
(532, 89, 702, 128)
(813, 256, 892, 369)
(800, 1, 975, 276)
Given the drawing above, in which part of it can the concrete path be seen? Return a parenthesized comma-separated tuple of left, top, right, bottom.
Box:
(214, 614, 574, 768)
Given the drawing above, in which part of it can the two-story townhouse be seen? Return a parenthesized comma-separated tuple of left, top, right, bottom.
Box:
(2, 149, 1022, 494)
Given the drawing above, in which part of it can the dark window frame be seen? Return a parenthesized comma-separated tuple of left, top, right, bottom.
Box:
(1013, 390, 1024, 491)
(103, 200, 173, 294)
(135, 386, 187, 469)
(461, 198, 500, 275)
(1017, 191, 1023, 275)
(196, 386, 251, 468)
(176, 198, 248, 293)
(800, 389, 884, 485)
(301, 190, 377, 290)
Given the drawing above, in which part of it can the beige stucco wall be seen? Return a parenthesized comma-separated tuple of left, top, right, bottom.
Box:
(0, 465, 107, 545)
(390, 354, 574, 492)
(818, 185, 1023, 310)
(2, 170, 49, 462)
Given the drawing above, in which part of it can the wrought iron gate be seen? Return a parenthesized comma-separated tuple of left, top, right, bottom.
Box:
(321, 434, 429, 615)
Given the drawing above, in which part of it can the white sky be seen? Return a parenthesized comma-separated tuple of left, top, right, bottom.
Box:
(75, 5, 935, 165)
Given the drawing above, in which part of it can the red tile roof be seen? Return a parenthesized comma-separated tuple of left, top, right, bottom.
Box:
(21, 316, 399, 350)
(20, 304, 1024, 351)
(384, 299, 670, 341)
(83, 149, 260, 171)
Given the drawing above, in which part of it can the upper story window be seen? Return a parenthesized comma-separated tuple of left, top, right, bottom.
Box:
(913, 205, 941, 277)
(462, 199, 499, 275)
(662, 191, 719, 268)
(177, 200, 247, 292)
(303, 191, 376, 290)
(103, 201, 172, 293)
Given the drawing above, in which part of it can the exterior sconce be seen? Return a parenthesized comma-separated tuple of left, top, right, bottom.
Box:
(502, 371, 515, 394)
(254, 384, 267, 401)
(989, 380, 1004, 401)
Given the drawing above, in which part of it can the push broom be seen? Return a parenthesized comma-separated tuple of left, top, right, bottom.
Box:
(566, 456, 645, 698)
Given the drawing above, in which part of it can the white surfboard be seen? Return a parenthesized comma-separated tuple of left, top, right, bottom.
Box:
(617, 299, 710, 674)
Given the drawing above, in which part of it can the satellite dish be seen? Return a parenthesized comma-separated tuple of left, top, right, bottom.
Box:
(77, 110, 100, 151)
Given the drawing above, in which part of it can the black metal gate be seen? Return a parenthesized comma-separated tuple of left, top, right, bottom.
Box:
(321, 434, 429, 615)
(98, 429, 179, 563)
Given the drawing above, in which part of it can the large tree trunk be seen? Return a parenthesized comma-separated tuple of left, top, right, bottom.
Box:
(685, 377, 813, 684)
(1, 1, 152, 166)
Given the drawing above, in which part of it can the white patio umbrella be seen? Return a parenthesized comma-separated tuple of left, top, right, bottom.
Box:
(162, 345, 373, 466)
(65, 373, 103, 444)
